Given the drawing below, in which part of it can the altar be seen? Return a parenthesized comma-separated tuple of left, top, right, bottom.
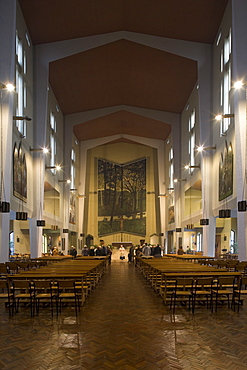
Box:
(112, 242, 132, 248)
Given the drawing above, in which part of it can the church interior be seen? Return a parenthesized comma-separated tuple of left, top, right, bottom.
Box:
(1, 1, 247, 368)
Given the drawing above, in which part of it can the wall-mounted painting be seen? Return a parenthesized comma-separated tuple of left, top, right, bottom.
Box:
(219, 141, 233, 201)
(98, 158, 146, 236)
(168, 205, 175, 224)
(69, 193, 76, 224)
(13, 143, 27, 202)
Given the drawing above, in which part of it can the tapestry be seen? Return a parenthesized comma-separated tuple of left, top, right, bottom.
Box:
(219, 141, 233, 201)
(13, 143, 27, 202)
(69, 193, 76, 224)
(98, 158, 146, 236)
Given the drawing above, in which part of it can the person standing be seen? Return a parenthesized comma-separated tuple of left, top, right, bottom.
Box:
(153, 244, 161, 257)
(107, 245, 112, 264)
(82, 245, 89, 256)
(142, 243, 151, 256)
(89, 246, 95, 256)
(69, 245, 77, 258)
(100, 239, 107, 256)
(96, 246, 102, 256)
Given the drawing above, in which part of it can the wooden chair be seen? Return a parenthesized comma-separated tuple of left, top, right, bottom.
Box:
(74, 280, 86, 306)
(217, 261, 228, 269)
(192, 277, 213, 312)
(0, 279, 14, 316)
(232, 276, 247, 312)
(5, 262, 18, 274)
(0, 264, 9, 277)
(33, 280, 57, 316)
(56, 280, 80, 316)
(211, 276, 235, 312)
(170, 277, 194, 313)
(235, 263, 247, 275)
(12, 280, 35, 316)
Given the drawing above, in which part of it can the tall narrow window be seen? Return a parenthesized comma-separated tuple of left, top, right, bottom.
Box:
(188, 110, 196, 172)
(15, 30, 29, 137)
(50, 111, 56, 174)
(168, 147, 174, 188)
(197, 233, 202, 252)
(71, 148, 76, 190)
(220, 29, 232, 135)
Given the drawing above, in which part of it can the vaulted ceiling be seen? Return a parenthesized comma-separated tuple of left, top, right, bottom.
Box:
(19, 0, 228, 142)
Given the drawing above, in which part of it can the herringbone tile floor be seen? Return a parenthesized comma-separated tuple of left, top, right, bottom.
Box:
(0, 261, 247, 369)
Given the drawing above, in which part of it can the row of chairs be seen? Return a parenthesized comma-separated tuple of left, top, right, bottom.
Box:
(169, 276, 247, 313)
(202, 260, 247, 273)
(0, 261, 47, 276)
(0, 279, 83, 317)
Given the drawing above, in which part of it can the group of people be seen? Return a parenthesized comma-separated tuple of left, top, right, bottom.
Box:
(67, 241, 164, 261)
(80, 240, 112, 262)
(134, 243, 162, 259)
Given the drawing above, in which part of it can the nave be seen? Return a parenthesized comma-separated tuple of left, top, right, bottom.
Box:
(1, 261, 247, 369)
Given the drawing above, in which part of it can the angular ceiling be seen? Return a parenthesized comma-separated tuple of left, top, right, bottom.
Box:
(73, 110, 172, 141)
(19, 0, 228, 45)
(18, 0, 228, 142)
(49, 39, 198, 115)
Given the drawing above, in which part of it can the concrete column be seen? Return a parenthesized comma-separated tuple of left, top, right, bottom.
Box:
(29, 218, 43, 258)
(0, 0, 16, 262)
(30, 45, 50, 256)
(196, 44, 215, 256)
(232, 0, 247, 260)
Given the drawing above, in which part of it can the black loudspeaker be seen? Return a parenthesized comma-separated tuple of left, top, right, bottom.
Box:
(219, 210, 225, 218)
(16, 212, 21, 220)
(238, 201, 247, 212)
(16, 212, 28, 220)
(0, 201, 10, 213)
(200, 218, 209, 225)
(187, 224, 194, 230)
(176, 228, 182, 232)
(21, 212, 28, 220)
(225, 209, 231, 218)
(219, 209, 231, 218)
(63, 229, 69, 233)
(37, 220, 45, 227)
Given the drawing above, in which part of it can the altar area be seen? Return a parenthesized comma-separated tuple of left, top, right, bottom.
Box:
(111, 242, 132, 261)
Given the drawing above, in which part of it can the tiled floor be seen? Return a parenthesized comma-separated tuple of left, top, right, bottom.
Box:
(1, 261, 247, 369)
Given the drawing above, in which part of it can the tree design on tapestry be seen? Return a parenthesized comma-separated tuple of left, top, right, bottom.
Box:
(98, 158, 146, 236)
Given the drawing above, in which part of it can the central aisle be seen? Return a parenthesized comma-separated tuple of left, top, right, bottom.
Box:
(75, 260, 181, 369)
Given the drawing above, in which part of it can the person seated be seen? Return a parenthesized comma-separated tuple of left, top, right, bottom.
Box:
(52, 247, 58, 256)
(177, 245, 184, 255)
